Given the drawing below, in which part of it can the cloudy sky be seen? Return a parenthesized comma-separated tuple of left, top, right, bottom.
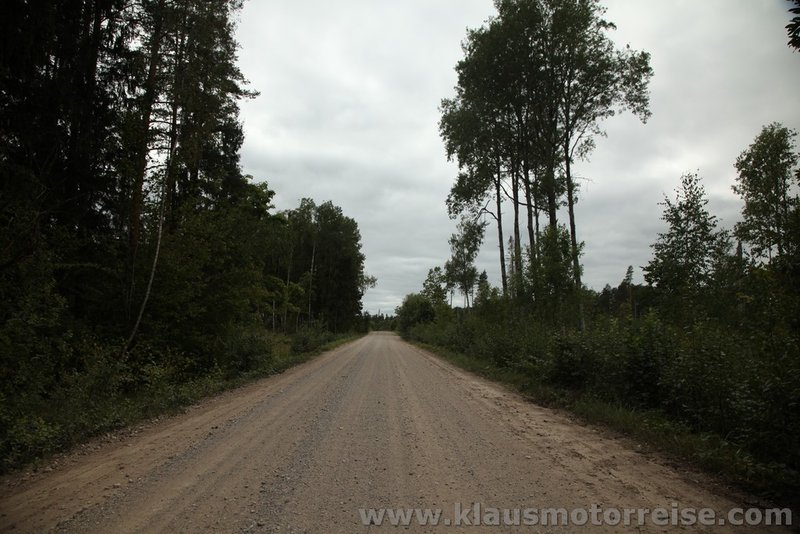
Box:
(235, 0, 800, 315)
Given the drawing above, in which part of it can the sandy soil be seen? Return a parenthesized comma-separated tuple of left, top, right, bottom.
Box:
(0, 332, 789, 532)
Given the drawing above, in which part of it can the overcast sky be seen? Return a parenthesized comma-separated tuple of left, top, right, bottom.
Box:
(235, 0, 800, 315)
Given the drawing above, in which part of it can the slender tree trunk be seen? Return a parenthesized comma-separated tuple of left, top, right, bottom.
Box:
(122, 169, 168, 355)
(523, 165, 536, 261)
(284, 246, 292, 331)
(507, 236, 516, 294)
(519, 108, 537, 262)
(545, 110, 559, 227)
(564, 132, 585, 331)
(129, 0, 166, 255)
(127, 0, 166, 319)
(532, 200, 541, 303)
(545, 165, 558, 227)
(511, 160, 523, 291)
(529, 166, 542, 264)
(166, 3, 187, 229)
(66, 1, 103, 209)
(495, 156, 508, 297)
(122, 26, 183, 353)
(164, 62, 181, 228)
(778, 179, 787, 258)
(308, 238, 316, 320)
(564, 148, 580, 285)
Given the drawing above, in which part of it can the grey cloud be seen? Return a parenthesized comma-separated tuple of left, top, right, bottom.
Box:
(236, 0, 800, 314)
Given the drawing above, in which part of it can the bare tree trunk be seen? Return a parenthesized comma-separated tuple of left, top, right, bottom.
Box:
(519, 108, 537, 264)
(544, 111, 559, 228)
(165, 1, 187, 229)
(284, 245, 292, 331)
(534, 205, 540, 255)
(545, 165, 558, 227)
(523, 165, 536, 262)
(507, 236, 516, 295)
(308, 239, 316, 320)
(122, 22, 181, 353)
(564, 132, 585, 331)
(495, 156, 508, 297)
(511, 160, 523, 292)
(122, 172, 168, 355)
(127, 0, 166, 320)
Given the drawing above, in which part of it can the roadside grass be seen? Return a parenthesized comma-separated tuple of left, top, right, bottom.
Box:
(411, 340, 799, 508)
(129, 332, 363, 418)
(4, 332, 364, 475)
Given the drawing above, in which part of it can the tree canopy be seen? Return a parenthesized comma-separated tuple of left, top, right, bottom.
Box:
(0, 0, 372, 472)
(440, 0, 652, 323)
(733, 123, 799, 262)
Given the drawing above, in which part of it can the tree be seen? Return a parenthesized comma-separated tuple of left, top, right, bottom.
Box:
(441, 6, 555, 299)
(440, 59, 510, 297)
(446, 217, 486, 308)
(421, 266, 449, 305)
(0, 0, 381, 472)
(282, 200, 370, 332)
(395, 294, 435, 335)
(529, 223, 581, 322)
(545, 0, 653, 299)
(473, 270, 495, 308)
(644, 172, 730, 299)
(788, 0, 800, 51)
(732, 123, 799, 262)
(441, 0, 651, 316)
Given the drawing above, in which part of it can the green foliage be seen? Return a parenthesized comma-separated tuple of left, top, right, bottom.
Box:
(403, 136, 800, 498)
(366, 312, 396, 331)
(643, 172, 731, 312)
(733, 122, 799, 261)
(421, 266, 449, 305)
(787, 0, 800, 51)
(432, 0, 796, 500)
(402, 290, 800, 498)
(441, 0, 652, 308)
(527, 224, 583, 317)
(0, 317, 358, 472)
(445, 217, 486, 307)
(395, 294, 436, 335)
(0, 0, 371, 474)
(290, 324, 336, 354)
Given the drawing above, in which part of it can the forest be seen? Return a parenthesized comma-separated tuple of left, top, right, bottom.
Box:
(0, 1, 372, 471)
(396, 0, 800, 499)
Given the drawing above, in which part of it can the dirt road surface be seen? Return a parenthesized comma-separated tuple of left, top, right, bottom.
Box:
(0, 332, 788, 532)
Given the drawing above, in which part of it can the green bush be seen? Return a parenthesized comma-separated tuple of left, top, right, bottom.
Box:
(290, 324, 334, 354)
(220, 327, 274, 374)
(401, 290, 800, 497)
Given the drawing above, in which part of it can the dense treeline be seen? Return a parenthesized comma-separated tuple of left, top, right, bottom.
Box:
(366, 312, 396, 332)
(399, 0, 800, 497)
(0, 1, 370, 471)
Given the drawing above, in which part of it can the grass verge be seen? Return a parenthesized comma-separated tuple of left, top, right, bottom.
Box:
(6, 332, 364, 475)
(410, 340, 799, 510)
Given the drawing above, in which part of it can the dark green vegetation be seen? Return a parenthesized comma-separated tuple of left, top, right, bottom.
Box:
(398, 0, 800, 501)
(365, 312, 396, 332)
(0, 1, 372, 472)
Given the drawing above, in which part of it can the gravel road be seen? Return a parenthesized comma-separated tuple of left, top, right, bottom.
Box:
(0, 332, 787, 532)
